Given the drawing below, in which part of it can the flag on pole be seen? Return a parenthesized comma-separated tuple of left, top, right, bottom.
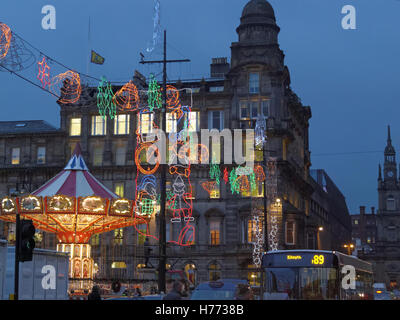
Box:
(91, 50, 105, 65)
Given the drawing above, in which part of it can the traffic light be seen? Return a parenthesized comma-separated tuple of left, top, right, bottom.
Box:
(18, 219, 35, 262)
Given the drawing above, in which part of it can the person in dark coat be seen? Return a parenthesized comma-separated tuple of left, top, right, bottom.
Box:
(163, 280, 183, 300)
(88, 285, 102, 300)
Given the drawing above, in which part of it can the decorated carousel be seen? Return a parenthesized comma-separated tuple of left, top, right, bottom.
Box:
(0, 143, 149, 293)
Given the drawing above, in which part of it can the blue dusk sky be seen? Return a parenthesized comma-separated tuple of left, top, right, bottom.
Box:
(1, 0, 400, 214)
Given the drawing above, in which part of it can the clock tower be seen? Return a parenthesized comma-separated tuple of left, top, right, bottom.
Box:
(369, 126, 400, 289)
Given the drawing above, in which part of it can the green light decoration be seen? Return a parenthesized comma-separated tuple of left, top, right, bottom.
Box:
(229, 168, 240, 195)
(229, 166, 257, 195)
(97, 76, 116, 119)
(166, 191, 177, 210)
(141, 198, 155, 216)
(147, 74, 162, 111)
(210, 164, 221, 185)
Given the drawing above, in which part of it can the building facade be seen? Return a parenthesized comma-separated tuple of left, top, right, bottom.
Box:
(0, 0, 352, 290)
(351, 206, 377, 256)
(361, 126, 400, 289)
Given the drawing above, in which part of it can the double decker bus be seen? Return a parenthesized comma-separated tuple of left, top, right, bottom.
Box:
(262, 250, 373, 300)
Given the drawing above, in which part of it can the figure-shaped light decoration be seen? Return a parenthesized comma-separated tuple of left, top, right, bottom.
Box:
(113, 81, 140, 112)
(37, 56, 51, 88)
(97, 76, 116, 119)
(147, 74, 162, 111)
(0, 22, 12, 59)
(50, 70, 81, 104)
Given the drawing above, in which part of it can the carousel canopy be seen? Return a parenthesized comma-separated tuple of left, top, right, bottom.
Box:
(0, 143, 150, 244)
(32, 143, 118, 199)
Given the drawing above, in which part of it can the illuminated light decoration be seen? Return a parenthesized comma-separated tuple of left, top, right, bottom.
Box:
(210, 164, 221, 185)
(269, 216, 279, 251)
(165, 85, 180, 109)
(223, 167, 229, 184)
(147, 74, 162, 111)
(37, 56, 51, 88)
(0, 34, 36, 72)
(113, 80, 140, 112)
(135, 143, 160, 175)
(255, 114, 266, 148)
(201, 181, 217, 196)
(0, 22, 12, 59)
(0, 143, 147, 294)
(251, 214, 264, 267)
(97, 76, 116, 119)
(254, 165, 266, 182)
(146, 0, 161, 53)
(50, 70, 81, 104)
(229, 166, 257, 194)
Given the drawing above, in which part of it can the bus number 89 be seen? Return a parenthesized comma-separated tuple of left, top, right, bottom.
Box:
(312, 255, 324, 265)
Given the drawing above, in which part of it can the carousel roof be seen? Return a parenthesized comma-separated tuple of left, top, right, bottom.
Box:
(32, 143, 118, 199)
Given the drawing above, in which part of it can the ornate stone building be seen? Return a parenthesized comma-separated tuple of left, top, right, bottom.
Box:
(0, 0, 352, 291)
(361, 126, 400, 289)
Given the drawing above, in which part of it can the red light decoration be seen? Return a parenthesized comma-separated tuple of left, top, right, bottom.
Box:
(201, 181, 217, 195)
(223, 167, 229, 184)
(0, 22, 11, 59)
(165, 85, 180, 109)
(113, 81, 140, 111)
(37, 56, 51, 88)
(50, 70, 81, 104)
(254, 165, 266, 182)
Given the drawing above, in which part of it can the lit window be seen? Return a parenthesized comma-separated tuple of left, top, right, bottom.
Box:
(111, 262, 127, 269)
(210, 184, 220, 199)
(210, 221, 220, 245)
(93, 146, 103, 166)
(114, 114, 130, 135)
(285, 221, 295, 245)
(70, 118, 81, 136)
(240, 103, 249, 120)
(354, 219, 359, 225)
(114, 228, 123, 245)
(249, 73, 260, 94)
(209, 263, 221, 281)
(166, 112, 177, 133)
(37, 146, 46, 164)
(208, 111, 223, 130)
(138, 113, 154, 134)
(248, 219, 262, 243)
(91, 116, 107, 136)
(91, 234, 100, 246)
(187, 111, 200, 132)
(11, 148, 20, 165)
(114, 182, 124, 198)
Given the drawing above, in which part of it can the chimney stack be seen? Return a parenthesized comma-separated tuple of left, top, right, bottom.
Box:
(360, 206, 366, 215)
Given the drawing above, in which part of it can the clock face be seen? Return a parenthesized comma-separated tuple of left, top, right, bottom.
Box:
(388, 171, 394, 177)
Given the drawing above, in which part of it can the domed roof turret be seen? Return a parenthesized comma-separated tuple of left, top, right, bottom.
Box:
(240, 0, 276, 26)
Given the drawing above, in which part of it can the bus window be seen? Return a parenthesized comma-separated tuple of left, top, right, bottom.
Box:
(299, 268, 337, 300)
(266, 268, 297, 299)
